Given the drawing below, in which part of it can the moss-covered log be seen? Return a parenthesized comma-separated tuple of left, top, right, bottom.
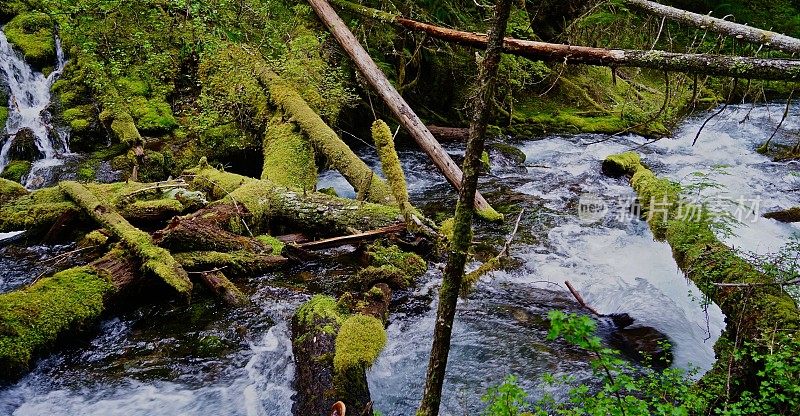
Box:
(291, 295, 343, 416)
(603, 152, 800, 403)
(226, 46, 392, 205)
(372, 120, 413, 222)
(186, 163, 404, 236)
(174, 250, 288, 276)
(195, 271, 248, 307)
(262, 113, 318, 191)
(59, 181, 193, 298)
(0, 249, 143, 381)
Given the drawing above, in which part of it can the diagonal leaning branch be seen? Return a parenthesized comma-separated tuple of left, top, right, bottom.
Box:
(307, 0, 503, 222)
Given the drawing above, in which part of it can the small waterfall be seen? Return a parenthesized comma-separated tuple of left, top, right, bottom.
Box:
(0, 27, 69, 183)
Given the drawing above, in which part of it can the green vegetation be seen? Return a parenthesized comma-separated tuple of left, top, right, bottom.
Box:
(0, 160, 32, 183)
(333, 314, 387, 373)
(3, 12, 55, 70)
(0, 267, 114, 378)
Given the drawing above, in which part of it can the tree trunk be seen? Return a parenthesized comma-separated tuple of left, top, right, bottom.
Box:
(763, 206, 800, 222)
(417, 1, 512, 415)
(426, 126, 470, 142)
(307, 0, 503, 222)
(195, 271, 248, 306)
(623, 0, 800, 54)
(59, 181, 193, 298)
(186, 164, 404, 237)
(331, 0, 800, 82)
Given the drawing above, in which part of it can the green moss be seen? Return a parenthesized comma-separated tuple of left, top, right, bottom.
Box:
(0, 177, 27, 205)
(295, 295, 344, 341)
(480, 150, 491, 172)
(256, 234, 285, 255)
(121, 198, 184, 219)
(333, 314, 386, 373)
(0, 106, 8, 127)
(129, 97, 178, 134)
(352, 265, 411, 290)
(3, 12, 55, 69)
(372, 119, 413, 218)
(262, 114, 317, 191)
(0, 266, 114, 378)
(366, 242, 427, 278)
(0, 160, 32, 183)
(116, 77, 150, 96)
(477, 206, 504, 222)
(59, 181, 192, 297)
(602, 151, 644, 178)
(107, 111, 143, 145)
(439, 217, 455, 241)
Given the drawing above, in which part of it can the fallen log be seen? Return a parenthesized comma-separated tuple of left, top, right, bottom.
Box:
(299, 224, 406, 250)
(763, 206, 800, 223)
(0, 250, 140, 380)
(622, 0, 800, 54)
(60, 181, 193, 298)
(174, 250, 288, 276)
(307, 0, 503, 221)
(372, 120, 414, 222)
(185, 162, 405, 237)
(330, 0, 800, 82)
(427, 125, 470, 142)
(194, 270, 248, 306)
(227, 46, 393, 205)
(603, 152, 800, 404)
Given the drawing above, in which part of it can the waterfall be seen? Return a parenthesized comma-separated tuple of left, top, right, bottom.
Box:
(0, 28, 69, 182)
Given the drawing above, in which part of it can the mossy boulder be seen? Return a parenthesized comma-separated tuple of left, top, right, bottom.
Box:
(602, 151, 644, 178)
(365, 242, 427, 278)
(0, 177, 27, 205)
(7, 127, 40, 161)
(129, 97, 178, 134)
(0, 160, 31, 183)
(0, 106, 8, 127)
(3, 12, 56, 71)
(0, 266, 114, 380)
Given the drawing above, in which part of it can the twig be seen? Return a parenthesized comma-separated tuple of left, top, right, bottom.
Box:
(693, 77, 739, 146)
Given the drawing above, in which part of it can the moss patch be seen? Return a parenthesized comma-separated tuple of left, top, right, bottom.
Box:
(602, 151, 644, 178)
(3, 12, 55, 70)
(0, 266, 114, 378)
(0, 106, 8, 127)
(0, 160, 32, 183)
(261, 114, 317, 191)
(333, 314, 386, 373)
(255, 234, 285, 255)
(0, 177, 27, 205)
(372, 119, 412, 218)
(366, 242, 427, 278)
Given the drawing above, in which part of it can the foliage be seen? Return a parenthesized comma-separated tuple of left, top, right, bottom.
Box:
(333, 314, 387, 372)
(481, 374, 531, 416)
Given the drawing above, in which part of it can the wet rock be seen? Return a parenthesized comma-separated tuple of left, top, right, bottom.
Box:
(609, 325, 673, 369)
(8, 127, 40, 161)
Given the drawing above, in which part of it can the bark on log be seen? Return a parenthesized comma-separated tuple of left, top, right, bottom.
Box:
(59, 181, 193, 298)
(185, 164, 405, 237)
(427, 125, 470, 142)
(623, 0, 800, 54)
(195, 271, 248, 306)
(372, 120, 414, 222)
(307, 0, 503, 221)
(331, 0, 800, 82)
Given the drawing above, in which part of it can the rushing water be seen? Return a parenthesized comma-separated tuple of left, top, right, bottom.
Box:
(1, 104, 799, 415)
(0, 28, 69, 186)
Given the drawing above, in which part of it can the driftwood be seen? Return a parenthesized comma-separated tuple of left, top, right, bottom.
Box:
(59, 181, 193, 298)
(307, 0, 503, 221)
(623, 0, 800, 54)
(331, 0, 800, 82)
(299, 224, 406, 250)
(763, 206, 800, 223)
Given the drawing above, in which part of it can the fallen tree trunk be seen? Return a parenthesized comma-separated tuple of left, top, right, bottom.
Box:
(331, 0, 800, 82)
(60, 181, 193, 298)
(174, 250, 288, 276)
(763, 206, 800, 222)
(0, 250, 140, 380)
(307, 0, 503, 221)
(622, 0, 800, 54)
(186, 162, 405, 236)
(194, 270, 248, 306)
(427, 125, 470, 142)
(603, 152, 800, 405)
(226, 46, 393, 205)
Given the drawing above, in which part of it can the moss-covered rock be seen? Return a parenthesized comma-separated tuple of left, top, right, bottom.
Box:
(0, 266, 114, 379)
(0, 160, 32, 183)
(0, 107, 8, 127)
(366, 242, 427, 278)
(332, 314, 386, 412)
(3, 12, 56, 70)
(0, 177, 27, 205)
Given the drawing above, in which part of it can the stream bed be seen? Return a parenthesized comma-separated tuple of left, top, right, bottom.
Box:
(1, 104, 799, 415)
